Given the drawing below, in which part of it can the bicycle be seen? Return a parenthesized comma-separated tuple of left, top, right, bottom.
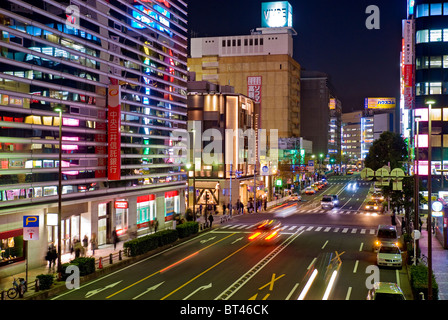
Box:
(7, 277, 27, 299)
(418, 254, 428, 266)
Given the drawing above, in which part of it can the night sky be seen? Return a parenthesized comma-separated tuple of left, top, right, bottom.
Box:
(188, 0, 407, 112)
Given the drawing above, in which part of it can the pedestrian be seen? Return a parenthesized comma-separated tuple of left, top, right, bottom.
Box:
(391, 213, 396, 226)
(45, 244, 54, 269)
(82, 235, 89, 254)
(112, 230, 119, 250)
(154, 219, 159, 233)
(208, 213, 214, 228)
(264, 199, 267, 211)
(74, 239, 82, 258)
(90, 233, 97, 255)
(50, 244, 57, 269)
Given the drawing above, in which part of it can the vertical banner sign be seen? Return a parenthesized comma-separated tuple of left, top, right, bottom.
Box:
(247, 76, 262, 103)
(23, 216, 39, 240)
(95, 106, 107, 178)
(108, 85, 121, 180)
(403, 20, 414, 110)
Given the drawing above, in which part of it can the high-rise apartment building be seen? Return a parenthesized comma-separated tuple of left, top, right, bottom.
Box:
(0, 0, 188, 274)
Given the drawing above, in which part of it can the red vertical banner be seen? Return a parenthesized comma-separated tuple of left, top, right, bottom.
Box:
(247, 76, 262, 103)
(108, 85, 121, 180)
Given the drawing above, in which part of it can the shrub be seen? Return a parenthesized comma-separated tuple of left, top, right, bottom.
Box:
(36, 274, 55, 290)
(59, 257, 95, 281)
(123, 229, 179, 257)
(410, 264, 439, 300)
(176, 221, 199, 238)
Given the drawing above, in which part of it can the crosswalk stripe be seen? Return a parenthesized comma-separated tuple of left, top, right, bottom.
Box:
(220, 223, 378, 236)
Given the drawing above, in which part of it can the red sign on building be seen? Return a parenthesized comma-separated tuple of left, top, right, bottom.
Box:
(247, 76, 262, 103)
(108, 85, 121, 180)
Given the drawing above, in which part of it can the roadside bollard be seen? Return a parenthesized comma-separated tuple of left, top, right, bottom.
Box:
(109, 253, 113, 264)
(35, 278, 40, 292)
(119, 250, 122, 260)
(98, 257, 103, 269)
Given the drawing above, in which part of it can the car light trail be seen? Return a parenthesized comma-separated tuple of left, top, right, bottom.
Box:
(297, 269, 318, 300)
(322, 270, 338, 300)
(264, 231, 278, 241)
(249, 232, 261, 240)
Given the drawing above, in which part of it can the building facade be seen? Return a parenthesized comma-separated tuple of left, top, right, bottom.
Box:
(300, 70, 342, 160)
(188, 28, 300, 138)
(187, 80, 263, 212)
(0, 0, 188, 275)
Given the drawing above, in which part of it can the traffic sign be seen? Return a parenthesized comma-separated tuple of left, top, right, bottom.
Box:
(23, 215, 39, 240)
(360, 168, 374, 180)
(23, 215, 39, 227)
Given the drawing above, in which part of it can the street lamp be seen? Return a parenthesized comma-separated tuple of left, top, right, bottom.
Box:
(426, 99, 435, 300)
(54, 107, 63, 277)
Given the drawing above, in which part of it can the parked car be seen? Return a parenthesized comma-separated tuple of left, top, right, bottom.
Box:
(377, 244, 402, 268)
(291, 193, 302, 201)
(367, 282, 405, 300)
(304, 187, 315, 195)
(373, 225, 399, 252)
(370, 192, 384, 202)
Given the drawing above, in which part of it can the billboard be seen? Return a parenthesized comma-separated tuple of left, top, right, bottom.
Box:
(364, 97, 396, 109)
(261, 1, 293, 28)
(108, 85, 121, 181)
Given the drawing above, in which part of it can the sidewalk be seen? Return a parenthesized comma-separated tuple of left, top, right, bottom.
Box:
(0, 240, 126, 299)
(417, 228, 448, 300)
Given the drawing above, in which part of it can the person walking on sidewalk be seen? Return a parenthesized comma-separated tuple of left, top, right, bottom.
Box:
(90, 233, 97, 255)
(82, 235, 89, 254)
(208, 213, 214, 228)
(112, 230, 119, 250)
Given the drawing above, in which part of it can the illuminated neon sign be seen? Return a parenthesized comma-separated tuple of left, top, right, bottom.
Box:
(261, 1, 293, 28)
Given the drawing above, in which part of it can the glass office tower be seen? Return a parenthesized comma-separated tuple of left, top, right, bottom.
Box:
(0, 0, 188, 272)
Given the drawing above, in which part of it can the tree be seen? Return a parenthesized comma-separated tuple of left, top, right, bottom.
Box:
(364, 131, 408, 171)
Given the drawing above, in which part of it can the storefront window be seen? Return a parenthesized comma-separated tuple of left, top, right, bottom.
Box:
(137, 194, 156, 229)
(0, 229, 25, 267)
(115, 200, 128, 236)
(165, 191, 179, 221)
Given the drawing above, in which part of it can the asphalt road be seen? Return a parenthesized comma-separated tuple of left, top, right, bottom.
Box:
(51, 174, 411, 302)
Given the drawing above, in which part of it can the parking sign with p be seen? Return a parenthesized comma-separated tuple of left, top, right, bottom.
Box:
(23, 215, 39, 240)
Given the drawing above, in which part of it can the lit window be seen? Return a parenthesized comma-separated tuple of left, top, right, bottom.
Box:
(416, 3, 429, 17)
(430, 29, 442, 42)
(431, 3, 442, 15)
(416, 30, 429, 43)
(430, 56, 442, 68)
